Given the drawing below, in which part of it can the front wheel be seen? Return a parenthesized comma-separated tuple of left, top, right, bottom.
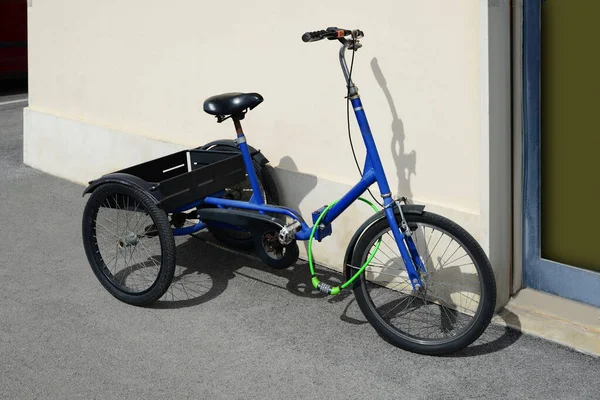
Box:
(350, 211, 496, 355)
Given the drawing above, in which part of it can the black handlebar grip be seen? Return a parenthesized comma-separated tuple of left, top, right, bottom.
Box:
(302, 28, 363, 42)
(301, 32, 313, 42)
(302, 30, 327, 42)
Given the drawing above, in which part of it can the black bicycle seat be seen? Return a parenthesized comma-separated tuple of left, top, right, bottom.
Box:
(203, 92, 263, 120)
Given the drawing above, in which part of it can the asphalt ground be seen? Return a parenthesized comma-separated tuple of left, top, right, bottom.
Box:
(1, 90, 598, 399)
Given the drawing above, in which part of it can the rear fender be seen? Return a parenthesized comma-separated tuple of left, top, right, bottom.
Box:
(197, 139, 269, 166)
(82, 172, 163, 205)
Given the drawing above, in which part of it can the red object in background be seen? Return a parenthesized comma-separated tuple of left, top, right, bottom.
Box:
(0, 0, 27, 79)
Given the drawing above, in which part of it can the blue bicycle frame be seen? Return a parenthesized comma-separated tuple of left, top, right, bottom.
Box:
(172, 42, 424, 289)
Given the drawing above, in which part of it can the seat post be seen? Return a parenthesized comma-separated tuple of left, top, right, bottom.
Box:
(231, 117, 265, 205)
(233, 117, 244, 137)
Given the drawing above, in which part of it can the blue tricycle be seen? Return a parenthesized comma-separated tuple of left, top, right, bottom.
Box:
(82, 28, 496, 355)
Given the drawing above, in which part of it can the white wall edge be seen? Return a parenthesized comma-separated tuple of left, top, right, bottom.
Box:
(480, 0, 491, 258)
(481, 0, 513, 309)
(511, 0, 524, 295)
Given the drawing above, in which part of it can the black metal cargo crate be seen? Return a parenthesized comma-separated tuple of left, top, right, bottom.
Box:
(114, 149, 246, 211)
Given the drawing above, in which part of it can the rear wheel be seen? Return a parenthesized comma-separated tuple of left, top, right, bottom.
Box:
(82, 183, 176, 306)
(350, 211, 496, 355)
(203, 144, 280, 249)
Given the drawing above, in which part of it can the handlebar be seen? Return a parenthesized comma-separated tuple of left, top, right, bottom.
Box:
(301, 27, 363, 43)
(301, 27, 363, 96)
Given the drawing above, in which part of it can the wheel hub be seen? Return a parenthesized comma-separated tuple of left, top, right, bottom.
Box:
(118, 231, 139, 248)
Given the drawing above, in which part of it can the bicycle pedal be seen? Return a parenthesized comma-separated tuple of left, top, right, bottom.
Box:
(278, 220, 301, 245)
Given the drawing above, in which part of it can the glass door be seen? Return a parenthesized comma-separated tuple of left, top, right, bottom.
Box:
(523, 0, 600, 307)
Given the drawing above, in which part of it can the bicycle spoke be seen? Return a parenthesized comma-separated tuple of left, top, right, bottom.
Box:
(91, 192, 163, 294)
(360, 219, 484, 343)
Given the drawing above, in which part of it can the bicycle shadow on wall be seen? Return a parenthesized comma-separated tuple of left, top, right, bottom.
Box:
(370, 57, 415, 202)
(274, 155, 318, 218)
(273, 155, 318, 254)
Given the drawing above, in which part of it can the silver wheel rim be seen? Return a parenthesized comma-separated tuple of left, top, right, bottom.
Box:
(92, 193, 163, 294)
(360, 220, 484, 344)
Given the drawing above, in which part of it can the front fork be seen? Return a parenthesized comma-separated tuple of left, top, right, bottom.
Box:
(384, 199, 426, 291)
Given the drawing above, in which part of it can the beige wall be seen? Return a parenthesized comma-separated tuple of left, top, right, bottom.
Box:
(27, 0, 481, 210)
(25, 1, 512, 307)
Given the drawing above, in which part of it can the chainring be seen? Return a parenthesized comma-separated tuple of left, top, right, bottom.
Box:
(253, 229, 299, 269)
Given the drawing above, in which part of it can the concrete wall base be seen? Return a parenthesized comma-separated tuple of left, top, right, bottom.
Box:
(23, 106, 487, 284)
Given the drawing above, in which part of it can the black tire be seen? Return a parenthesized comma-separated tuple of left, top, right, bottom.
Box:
(203, 144, 280, 249)
(82, 183, 176, 306)
(350, 211, 496, 355)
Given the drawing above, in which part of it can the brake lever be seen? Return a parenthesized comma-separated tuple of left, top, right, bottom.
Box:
(338, 37, 362, 51)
